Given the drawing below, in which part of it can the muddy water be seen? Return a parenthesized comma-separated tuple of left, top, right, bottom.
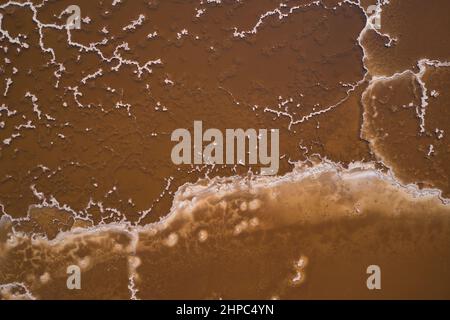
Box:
(362, 67, 450, 197)
(1, 163, 450, 299)
(0, 0, 449, 299)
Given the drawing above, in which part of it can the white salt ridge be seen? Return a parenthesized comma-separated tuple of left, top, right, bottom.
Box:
(147, 31, 158, 39)
(427, 145, 435, 157)
(81, 68, 103, 84)
(0, 13, 30, 49)
(435, 128, 444, 140)
(3, 78, 12, 96)
(232, 1, 320, 39)
(195, 8, 206, 18)
(123, 14, 145, 31)
(176, 29, 188, 40)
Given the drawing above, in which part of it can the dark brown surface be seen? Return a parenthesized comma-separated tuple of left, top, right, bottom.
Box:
(0, 0, 449, 299)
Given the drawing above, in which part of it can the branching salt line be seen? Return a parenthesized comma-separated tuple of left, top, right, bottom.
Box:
(123, 14, 145, 31)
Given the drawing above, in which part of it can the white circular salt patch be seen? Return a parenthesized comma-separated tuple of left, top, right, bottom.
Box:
(198, 230, 208, 242)
(40, 272, 51, 284)
(164, 233, 178, 247)
(128, 256, 141, 268)
(249, 217, 259, 227)
(234, 221, 249, 235)
(248, 199, 261, 211)
(78, 257, 91, 269)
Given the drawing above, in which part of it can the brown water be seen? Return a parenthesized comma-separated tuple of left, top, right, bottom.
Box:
(0, 0, 449, 299)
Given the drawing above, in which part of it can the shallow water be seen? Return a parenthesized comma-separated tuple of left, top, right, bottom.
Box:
(0, 0, 449, 299)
